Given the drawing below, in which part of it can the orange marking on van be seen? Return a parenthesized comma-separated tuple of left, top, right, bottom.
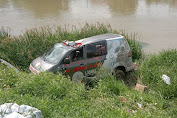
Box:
(66, 69, 70, 73)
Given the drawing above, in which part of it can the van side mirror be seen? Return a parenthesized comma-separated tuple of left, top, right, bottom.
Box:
(64, 58, 70, 64)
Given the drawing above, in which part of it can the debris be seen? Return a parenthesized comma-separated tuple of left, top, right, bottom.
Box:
(137, 103, 144, 109)
(132, 110, 137, 114)
(134, 84, 147, 93)
(126, 107, 130, 113)
(0, 59, 19, 73)
(0, 103, 42, 118)
(121, 98, 128, 101)
(161, 74, 171, 85)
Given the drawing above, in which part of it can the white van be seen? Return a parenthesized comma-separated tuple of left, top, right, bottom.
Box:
(29, 34, 133, 81)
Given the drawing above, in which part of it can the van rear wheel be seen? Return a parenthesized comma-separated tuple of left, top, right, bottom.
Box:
(115, 69, 125, 80)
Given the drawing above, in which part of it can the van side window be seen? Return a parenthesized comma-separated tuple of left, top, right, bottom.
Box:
(62, 47, 83, 64)
(86, 41, 107, 58)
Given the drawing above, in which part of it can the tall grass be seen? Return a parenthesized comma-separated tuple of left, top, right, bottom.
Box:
(124, 33, 142, 61)
(0, 27, 11, 39)
(0, 23, 142, 71)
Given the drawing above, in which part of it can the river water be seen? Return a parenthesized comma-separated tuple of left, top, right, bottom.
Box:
(0, 0, 177, 53)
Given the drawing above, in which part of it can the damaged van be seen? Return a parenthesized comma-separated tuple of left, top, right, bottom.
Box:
(29, 34, 133, 82)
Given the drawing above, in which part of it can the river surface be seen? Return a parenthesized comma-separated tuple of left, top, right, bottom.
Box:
(0, 0, 177, 53)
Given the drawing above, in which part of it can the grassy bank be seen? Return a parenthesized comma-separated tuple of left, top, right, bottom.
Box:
(0, 23, 142, 71)
(1, 52, 177, 118)
(0, 24, 177, 117)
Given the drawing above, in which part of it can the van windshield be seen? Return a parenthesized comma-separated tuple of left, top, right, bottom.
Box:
(42, 44, 68, 64)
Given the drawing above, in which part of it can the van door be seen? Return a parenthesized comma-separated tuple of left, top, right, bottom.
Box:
(84, 41, 107, 77)
(61, 47, 87, 82)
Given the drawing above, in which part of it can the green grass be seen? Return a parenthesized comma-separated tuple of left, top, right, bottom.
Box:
(0, 23, 142, 71)
(0, 63, 176, 118)
(139, 50, 177, 100)
(0, 23, 176, 117)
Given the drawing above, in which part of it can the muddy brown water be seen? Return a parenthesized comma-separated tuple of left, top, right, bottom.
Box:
(0, 0, 177, 53)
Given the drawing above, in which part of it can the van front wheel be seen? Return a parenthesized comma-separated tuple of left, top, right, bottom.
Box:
(114, 69, 125, 80)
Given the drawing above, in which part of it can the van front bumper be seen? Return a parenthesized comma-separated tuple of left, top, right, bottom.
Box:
(29, 64, 39, 74)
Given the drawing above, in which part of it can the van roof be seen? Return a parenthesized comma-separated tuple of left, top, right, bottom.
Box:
(76, 33, 123, 45)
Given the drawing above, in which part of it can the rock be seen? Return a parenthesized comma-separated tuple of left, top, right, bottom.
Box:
(0, 103, 42, 118)
(11, 103, 20, 112)
(5, 112, 25, 118)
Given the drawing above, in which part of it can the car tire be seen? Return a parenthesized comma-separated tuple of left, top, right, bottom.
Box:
(114, 69, 125, 80)
(72, 71, 84, 83)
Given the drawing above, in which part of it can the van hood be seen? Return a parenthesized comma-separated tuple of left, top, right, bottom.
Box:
(30, 57, 55, 74)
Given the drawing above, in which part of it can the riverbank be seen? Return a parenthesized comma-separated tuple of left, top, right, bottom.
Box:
(0, 24, 177, 117)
